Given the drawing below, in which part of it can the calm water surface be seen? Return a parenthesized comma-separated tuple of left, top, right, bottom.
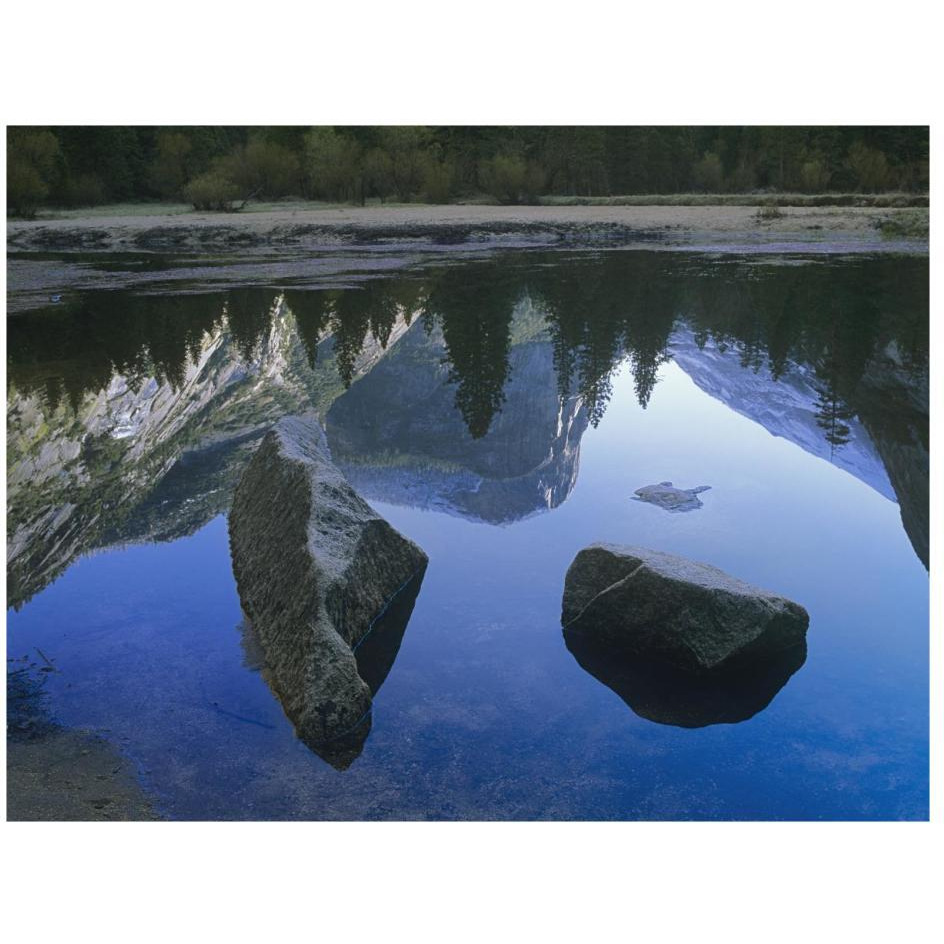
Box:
(6, 250, 929, 819)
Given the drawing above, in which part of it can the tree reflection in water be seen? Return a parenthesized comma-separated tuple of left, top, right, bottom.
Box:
(6, 251, 929, 612)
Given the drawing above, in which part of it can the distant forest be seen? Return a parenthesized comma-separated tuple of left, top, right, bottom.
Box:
(7, 126, 929, 216)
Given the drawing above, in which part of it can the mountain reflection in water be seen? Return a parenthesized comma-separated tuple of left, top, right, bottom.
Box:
(6, 252, 929, 613)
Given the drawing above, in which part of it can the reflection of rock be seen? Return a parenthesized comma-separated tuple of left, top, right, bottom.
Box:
(240, 568, 422, 768)
(228, 415, 427, 769)
(633, 481, 711, 513)
(326, 320, 589, 524)
(564, 631, 806, 727)
(562, 544, 809, 672)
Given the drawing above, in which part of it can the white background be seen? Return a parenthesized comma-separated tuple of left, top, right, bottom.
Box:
(1, 3, 939, 942)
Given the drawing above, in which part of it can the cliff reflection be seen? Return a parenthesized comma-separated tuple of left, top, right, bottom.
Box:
(325, 271, 589, 524)
(6, 251, 929, 610)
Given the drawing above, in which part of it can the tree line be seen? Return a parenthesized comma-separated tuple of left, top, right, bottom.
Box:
(7, 126, 929, 216)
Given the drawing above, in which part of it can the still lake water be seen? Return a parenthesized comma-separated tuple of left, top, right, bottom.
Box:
(6, 250, 929, 819)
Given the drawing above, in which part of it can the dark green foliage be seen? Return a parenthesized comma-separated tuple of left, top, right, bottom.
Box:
(362, 147, 395, 202)
(542, 127, 609, 195)
(331, 284, 398, 385)
(59, 173, 106, 208)
(421, 157, 455, 204)
(532, 255, 678, 422)
(304, 128, 363, 202)
(815, 381, 856, 450)
(478, 154, 545, 205)
(284, 291, 333, 366)
(692, 152, 724, 192)
(217, 137, 301, 199)
(148, 131, 194, 199)
(53, 126, 145, 202)
(225, 289, 281, 361)
(7, 128, 61, 217)
(6, 126, 930, 212)
(377, 126, 433, 201)
(7, 291, 227, 409)
(286, 283, 407, 381)
(847, 141, 893, 192)
(7, 159, 49, 218)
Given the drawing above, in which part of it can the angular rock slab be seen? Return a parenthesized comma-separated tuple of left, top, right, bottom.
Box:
(229, 414, 428, 768)
(562, 544, 809, 674)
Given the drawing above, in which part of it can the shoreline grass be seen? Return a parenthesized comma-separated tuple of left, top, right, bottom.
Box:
(537, 192, 928, 208)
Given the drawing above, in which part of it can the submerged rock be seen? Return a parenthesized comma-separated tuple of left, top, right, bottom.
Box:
(229, 414, 427, 768)
(562, 544, 809, 673)
(238, 570, 423, 769)
(565, 632, 807, 727)
(632, 481, 711, 513)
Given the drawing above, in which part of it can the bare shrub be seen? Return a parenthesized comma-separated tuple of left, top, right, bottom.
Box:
(755, 202, 784, 222)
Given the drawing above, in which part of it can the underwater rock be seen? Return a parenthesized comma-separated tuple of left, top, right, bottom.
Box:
(565, 631, 807, 727)
(632, 481, 711, 512)
(229, 414, 427, 767)
(562, 544, 809, 673)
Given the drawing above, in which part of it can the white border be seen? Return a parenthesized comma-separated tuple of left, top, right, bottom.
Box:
(2, 3, 939, 942)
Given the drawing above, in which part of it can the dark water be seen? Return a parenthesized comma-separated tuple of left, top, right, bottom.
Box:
(6, 250, 929, 819)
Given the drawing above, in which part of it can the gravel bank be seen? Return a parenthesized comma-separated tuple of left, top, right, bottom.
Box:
(7, 204, 928, 253)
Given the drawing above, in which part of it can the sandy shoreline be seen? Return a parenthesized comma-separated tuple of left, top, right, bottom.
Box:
(7, 204, 929, 254)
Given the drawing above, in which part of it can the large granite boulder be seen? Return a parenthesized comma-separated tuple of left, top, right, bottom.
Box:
(229, 414, 427, 767)
(562, 544, 809, 673)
